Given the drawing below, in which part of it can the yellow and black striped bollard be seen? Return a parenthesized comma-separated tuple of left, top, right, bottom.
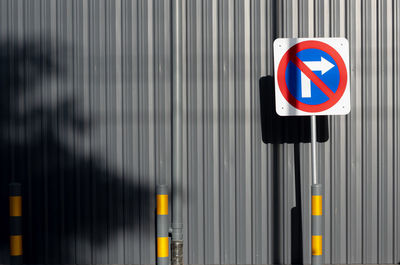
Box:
(156, 185, 169, 265)
(311, 184, 322, 265)
(9, 183, 22, 265)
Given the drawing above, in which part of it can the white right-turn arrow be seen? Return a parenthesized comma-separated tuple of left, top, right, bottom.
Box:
(301, 57, 335, 98)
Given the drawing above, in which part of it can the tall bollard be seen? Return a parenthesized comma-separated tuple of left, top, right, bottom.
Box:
(311, 184, 323, 265)
(156, 185, 169, 265)
(9, 183, 22, 265)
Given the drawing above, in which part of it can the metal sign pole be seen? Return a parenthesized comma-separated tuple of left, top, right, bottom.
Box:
(311, 115, 323, 265)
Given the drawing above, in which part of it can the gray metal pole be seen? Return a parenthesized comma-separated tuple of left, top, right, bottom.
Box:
(171, 0, 183, 264)
(311, 116, 317, 185)
(311, 116, 323, 265)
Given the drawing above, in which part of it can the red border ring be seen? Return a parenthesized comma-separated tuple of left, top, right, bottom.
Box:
(277, 40, 347, 113)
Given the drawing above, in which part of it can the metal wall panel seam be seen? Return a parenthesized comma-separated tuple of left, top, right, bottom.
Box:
(203, 1, 215, 263)
(350, 0, 363, 262)
(266, 1, 274, 263)
(233, 0, 252, 262)
(65, 0, 77, 262)
(378, 0, 395, 262)
(360, 0, 367, 262)
(265, 0, 271, 262)
(385, 1, 395, 262)
(140, 0, 150, 262)
(218, 0, 236, 263)
(362, 0, 378, 263)
(377, 0, 383, 262)
(81, 0, 92, 262)
(187, 0, 205, 261)
(394, 0, 400, 262)
(212, 0, 221, 261)
(250, 0, 256, 263)
(148, 0, 157, 262)
(180, 0, 189, 261)
(345, 0, 351, 262)
(333, 1, 348, 263)
(71, 0, 79, 262)
(255, 0, 269, 263)
(0, 0, 9, 262)
(58, 0, 68, 262)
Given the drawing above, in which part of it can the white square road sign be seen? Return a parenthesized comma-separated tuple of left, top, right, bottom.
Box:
(273, 38, 350, 116)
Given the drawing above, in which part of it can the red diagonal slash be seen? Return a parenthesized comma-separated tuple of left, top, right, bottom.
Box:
(291, 56, 335, 98)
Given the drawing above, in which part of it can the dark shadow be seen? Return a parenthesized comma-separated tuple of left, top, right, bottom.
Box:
(260, 76, 329, 264)
(259, 76, 329, 144)
(271, 143, 282, 264)
(270, 144, 303, 265)
(291, 143, 303, 264)
(0, 39, 151, 264)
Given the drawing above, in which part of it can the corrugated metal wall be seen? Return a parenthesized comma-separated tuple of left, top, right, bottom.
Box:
(0, 0, 399, 264)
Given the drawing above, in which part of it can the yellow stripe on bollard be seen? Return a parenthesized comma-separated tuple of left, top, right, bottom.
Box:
(157, 237, 169, 258)
(10, 235, 22, 256)
(312, 235, 322, 256)
(312, 195, 322, 216)
(9, 196, 22, 217)
(157, 195, 168, 215)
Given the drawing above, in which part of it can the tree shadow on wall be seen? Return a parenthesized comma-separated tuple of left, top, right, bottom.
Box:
(0, 39, 152, 264)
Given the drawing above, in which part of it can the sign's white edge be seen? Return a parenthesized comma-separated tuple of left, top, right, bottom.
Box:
(273, 37, 351, 116)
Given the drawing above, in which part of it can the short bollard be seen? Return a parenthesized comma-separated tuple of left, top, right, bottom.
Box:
(311, 184, 323, 265)
(9, 183, 22, 265)
(156, 185, 169, 265)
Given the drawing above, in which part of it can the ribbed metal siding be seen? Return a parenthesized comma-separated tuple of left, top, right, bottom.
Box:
(0, 0, 399, 264)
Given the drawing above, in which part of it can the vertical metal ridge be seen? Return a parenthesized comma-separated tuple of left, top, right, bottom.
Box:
(394, 1, 400, 262)
(186, 0, 205, 262)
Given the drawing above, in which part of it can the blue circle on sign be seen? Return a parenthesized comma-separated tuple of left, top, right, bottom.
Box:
(284, 48, 340, 105)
